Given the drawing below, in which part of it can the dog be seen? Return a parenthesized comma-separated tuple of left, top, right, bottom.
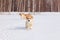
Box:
(19, 13, 33, 30)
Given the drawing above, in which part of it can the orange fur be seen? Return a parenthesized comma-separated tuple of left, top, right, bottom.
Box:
(19, 13, 33, 20)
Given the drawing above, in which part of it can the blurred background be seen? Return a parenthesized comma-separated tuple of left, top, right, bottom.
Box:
(0, 0, 60, 12)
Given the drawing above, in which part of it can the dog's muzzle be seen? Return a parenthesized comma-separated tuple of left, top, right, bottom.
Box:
(28, 19, 30, 22)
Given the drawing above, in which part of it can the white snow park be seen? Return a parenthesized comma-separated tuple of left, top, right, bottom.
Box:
(0, 12, 60, 40)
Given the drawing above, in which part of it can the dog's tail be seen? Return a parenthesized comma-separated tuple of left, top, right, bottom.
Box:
(19, 13, 21, 16)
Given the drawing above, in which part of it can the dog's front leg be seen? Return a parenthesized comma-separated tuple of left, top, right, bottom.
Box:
(25, 19, 33, 30)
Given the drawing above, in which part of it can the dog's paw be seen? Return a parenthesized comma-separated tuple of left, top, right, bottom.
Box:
(29, 27, 32, 29)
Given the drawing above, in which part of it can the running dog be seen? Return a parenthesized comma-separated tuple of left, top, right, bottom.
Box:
(19, 13, 33, 30)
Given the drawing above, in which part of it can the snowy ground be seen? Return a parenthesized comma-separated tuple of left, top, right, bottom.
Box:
(0, 13, 60, 40)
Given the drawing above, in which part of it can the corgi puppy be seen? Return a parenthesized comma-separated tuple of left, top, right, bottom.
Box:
(19, 13, 33, 30)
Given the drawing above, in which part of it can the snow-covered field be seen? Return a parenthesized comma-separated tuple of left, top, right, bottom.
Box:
(0, 13, 60, 40)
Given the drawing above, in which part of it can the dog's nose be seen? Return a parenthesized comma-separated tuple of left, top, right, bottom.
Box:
(28, 20, 30, 22)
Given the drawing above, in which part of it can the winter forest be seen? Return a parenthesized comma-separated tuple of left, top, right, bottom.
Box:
(0, 0, 60, 12)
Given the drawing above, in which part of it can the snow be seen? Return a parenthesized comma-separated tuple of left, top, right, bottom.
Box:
(0, 13, 60, 40)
